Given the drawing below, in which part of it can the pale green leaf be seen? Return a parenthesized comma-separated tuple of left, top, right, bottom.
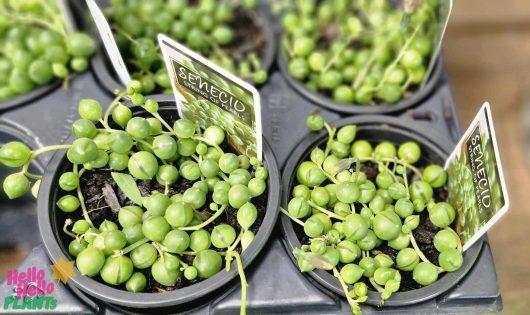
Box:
(111, 172, 143, 206)
(31, 179, 41, 198)
(305, 252, 334, 270)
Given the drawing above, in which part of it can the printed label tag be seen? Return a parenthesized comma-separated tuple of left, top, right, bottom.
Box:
(445, 102, 509, 251)
(85, 0, 131, 85)
(158, 34, 263, 160)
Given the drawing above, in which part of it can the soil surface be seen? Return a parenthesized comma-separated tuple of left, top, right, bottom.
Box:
(58, 166, 268, 292)
(225, 7, 267, 65)
(293, 159, 448, 293)
(110, 5, 268, 91)
(54, 112, 269, 293)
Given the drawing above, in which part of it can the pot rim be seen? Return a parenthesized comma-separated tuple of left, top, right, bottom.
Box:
(276, 40, 443, 115)
(280, 115, 484, 307)
(89, 4, 277, 96)
(37, 97, 281, 308)
(0, 76, 62, 112)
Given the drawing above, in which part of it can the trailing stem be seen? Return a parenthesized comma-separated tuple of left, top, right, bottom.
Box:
(333, 268, 362, 315)
(75, 166, 95, 228)
(179, 204, 228, 231)
(226, 251, 248, 315)
(279, 207, 305, 227)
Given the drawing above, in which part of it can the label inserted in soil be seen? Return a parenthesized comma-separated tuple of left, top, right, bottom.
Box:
(85, 0, 131, 85)
(158, 34, 263, 160)
(445, 102, 509, 251)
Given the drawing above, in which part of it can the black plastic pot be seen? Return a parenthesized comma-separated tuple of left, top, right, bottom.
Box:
(37, 96, 281, 309)
(87, 3, 277, 96)
(280, 115, 483, 307)
(277, 46, 443, 115)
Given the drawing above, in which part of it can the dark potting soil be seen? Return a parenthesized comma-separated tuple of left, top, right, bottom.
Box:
(225, 7, 267, 65)
(56, 165, 268, 293)
(112, 4, 267, 93)
(293, 158, 447, 293)
(53, 110, 269, 293)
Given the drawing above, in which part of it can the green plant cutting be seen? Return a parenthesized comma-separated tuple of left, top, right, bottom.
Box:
(0, 0, 96, 100)
(273, 0, 441, 105)
(0, 80, 269, 315)
(105, 0, 268, 93)
(280, 114, 464, 314)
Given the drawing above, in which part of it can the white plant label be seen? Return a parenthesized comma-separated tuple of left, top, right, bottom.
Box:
(445, 102, 509, 251)
(158, 34, 263, 160)
(85, 0, 131, 85)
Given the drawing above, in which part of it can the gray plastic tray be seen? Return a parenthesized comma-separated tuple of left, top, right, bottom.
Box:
(0, 68, 501, 314)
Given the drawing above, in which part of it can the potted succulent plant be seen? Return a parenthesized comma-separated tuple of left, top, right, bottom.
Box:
(273, 0, 444, 114)
(280, 114, 483, 314)
(0, 0, 96, 110)
(0, 81, 280, 314)
(85, 0, 276, 95)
